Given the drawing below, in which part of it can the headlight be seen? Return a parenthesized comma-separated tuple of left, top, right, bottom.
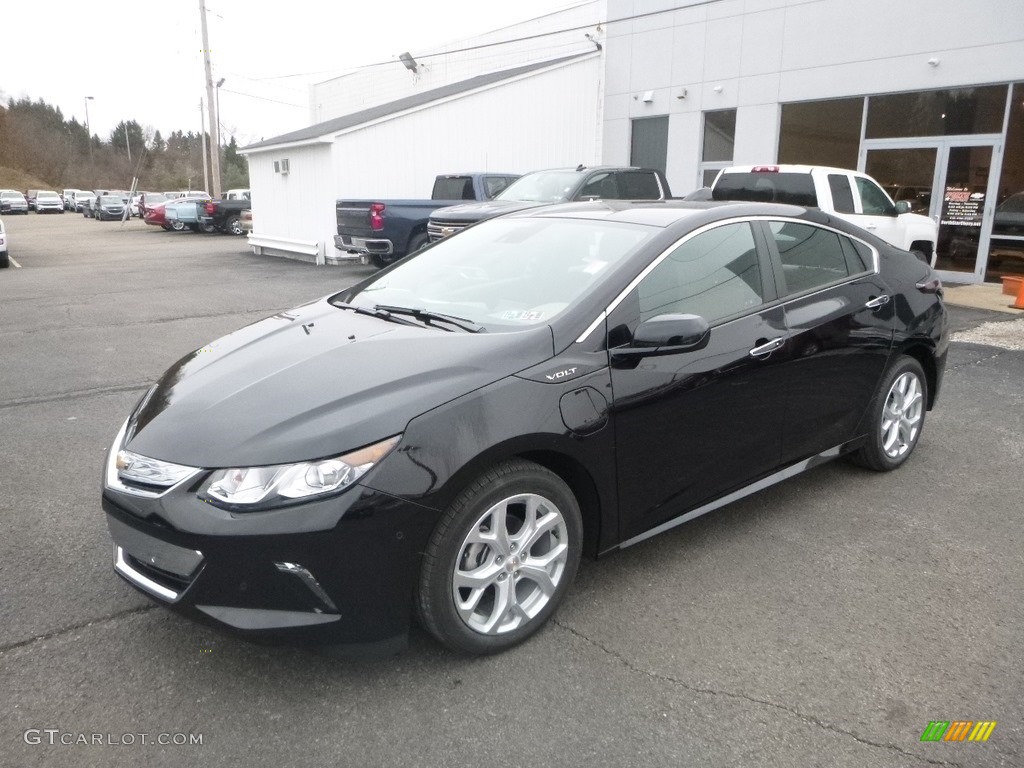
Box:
(197, 435, 401, 511)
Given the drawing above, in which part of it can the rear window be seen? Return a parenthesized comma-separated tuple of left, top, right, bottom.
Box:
(432, 177, 476, 201)
(617, 172, 662, 199)
(713, 172, 818, 207)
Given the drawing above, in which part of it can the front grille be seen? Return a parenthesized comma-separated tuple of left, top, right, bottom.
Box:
(427, 221, 470, 240)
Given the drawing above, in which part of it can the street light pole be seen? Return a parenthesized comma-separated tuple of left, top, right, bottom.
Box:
(84, 96, 94, 159)
(199, 0, 222, 198)
(215, 77, 225, 191)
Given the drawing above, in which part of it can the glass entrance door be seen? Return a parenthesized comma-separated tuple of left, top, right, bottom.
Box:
(862, 139, 1002, 283)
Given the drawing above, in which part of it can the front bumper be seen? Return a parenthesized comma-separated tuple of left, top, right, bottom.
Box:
(103, 478, 436, 644)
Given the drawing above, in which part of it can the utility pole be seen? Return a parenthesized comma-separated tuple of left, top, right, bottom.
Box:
(199, 0, 221, 198)
(200, 99, 210, 194)
(84, 96, 94, 160)
(124, 123, 132, 164)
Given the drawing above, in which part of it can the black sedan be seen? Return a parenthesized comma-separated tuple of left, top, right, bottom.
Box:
(102, 201, 948, 654)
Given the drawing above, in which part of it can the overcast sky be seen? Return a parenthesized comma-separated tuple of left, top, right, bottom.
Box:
(2, 0, 584, 148)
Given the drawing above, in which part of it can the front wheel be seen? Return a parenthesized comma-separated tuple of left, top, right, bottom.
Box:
(417, 459, 582, 655)
(407, 232, 429, 255)
(849, 356, 927, 471)
(170, 220, 187, 232)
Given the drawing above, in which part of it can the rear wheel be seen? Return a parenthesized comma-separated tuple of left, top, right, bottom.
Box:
(407, 232, 429, 255)
(849, 356, 927, 471)
(0, 253, 9, 269)
(224, 214, 244, 236)
(417, 459, 582, 655)
(170, 220, 187, 232)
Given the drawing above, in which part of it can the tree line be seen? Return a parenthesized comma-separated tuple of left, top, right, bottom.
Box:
(0, 96, 249, 193)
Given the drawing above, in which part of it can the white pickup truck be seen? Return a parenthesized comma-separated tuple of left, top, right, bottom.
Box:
(711, 165, 938, 264)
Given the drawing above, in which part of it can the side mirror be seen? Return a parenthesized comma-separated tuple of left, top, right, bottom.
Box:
(895, 200, 912, 215)
(615, 313, 710, 358)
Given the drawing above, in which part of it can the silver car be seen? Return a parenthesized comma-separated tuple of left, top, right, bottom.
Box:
(0, 190, 29, 215)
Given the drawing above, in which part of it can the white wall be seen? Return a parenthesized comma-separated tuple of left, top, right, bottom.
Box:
(329, 57, 603, 199)
(311, 1, 605, 124)
(246, 143, 335, 258)
(603, 0, 1024, 193)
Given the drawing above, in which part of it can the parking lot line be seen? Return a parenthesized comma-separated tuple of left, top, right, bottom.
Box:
(9, 256, 22, 268)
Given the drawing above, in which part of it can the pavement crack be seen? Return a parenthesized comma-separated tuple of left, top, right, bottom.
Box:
(0, 382, 152, 410)
(552, 619, 962, 768)
(947, 348, 1007, 371)
(0, 605, 156, 655)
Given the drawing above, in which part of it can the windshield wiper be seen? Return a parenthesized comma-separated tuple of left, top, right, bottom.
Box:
(372, 304, 484, 333)
(329, 300, 420, 326)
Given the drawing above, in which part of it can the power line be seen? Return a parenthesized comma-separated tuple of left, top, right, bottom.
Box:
(218, 88, 306, 109)
(253, 0, 729, 81)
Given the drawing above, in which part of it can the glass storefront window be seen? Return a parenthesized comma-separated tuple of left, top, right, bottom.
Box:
(989, 83, 1024, 280)
(866, 86, 1007, 139)
(698, 109, 736, 193)
(778, 98, 863, 169)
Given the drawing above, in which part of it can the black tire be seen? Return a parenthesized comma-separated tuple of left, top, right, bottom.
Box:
(161, 223, 172, 231)
(417, 459, 582, 655)
(0, 253, 9, 269)
(407, 232, 429, 255)
(849, 356, 928, 472)
(199, 221, 217, 234)
(224, 214, 244, 236)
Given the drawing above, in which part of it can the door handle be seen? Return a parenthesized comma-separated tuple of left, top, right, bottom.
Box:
(749, 337, 785, 358)
(865, 294, 890, 309)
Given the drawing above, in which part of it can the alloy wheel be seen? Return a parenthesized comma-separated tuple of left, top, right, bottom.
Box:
(880, 371, 923, 459)
(452, 492, 569, 636)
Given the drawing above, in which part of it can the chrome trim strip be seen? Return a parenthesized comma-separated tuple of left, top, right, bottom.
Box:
(104, 418, 200, 499)
(274, 562, 340, 613)
(619, 444, 846, 549)
(574, 215, 882, 344)
(113, 544, 179, 602)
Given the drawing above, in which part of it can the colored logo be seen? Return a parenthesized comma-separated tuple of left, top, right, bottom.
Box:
(920, 721, 996, 742)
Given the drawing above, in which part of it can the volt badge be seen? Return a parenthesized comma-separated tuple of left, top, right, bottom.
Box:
(546, 367, 577, 382)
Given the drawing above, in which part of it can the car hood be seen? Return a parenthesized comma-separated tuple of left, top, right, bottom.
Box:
(125, 297, 554, 468)
(431, 199, 545, 223)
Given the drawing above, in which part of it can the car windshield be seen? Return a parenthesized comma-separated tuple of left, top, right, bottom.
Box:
(100, 196, 122, 204)
(39, 192, 60, 199)
(2, 192, 24, 200)
(339, 217, 655, 331)
(146, 194, 168, 204)
(495, 172, 583, 203)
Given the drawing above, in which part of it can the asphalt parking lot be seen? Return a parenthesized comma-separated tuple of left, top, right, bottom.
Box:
(1, 212, 1021, 768)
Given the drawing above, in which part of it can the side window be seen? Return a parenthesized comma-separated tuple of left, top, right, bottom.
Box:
(856, 177, 897, 216)
(768, 221, 851, 294)
(828, 174, 856, 213)
(840, 237, 874, 274)
(616, 172, 662, 199)
(636, 223, 764, 325)
(578, 172, 618, 200)
(483, 176, 513, 199)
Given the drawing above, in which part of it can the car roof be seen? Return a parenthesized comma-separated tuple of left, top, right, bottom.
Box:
(508, 199, 820, 228)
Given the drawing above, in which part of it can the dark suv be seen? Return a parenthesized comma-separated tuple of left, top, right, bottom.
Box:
(427, 166, 671, 242)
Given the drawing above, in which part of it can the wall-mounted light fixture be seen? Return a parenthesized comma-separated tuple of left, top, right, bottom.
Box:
(713, 85, 724, 93)
(677, 88, 688, 100)
(928, 57, 940, 67)
(399, 52, 418, 73)
(641, 91, 654, 103)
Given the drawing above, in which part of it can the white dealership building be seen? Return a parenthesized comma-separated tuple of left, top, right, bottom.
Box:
(243, 0, 1024, 284)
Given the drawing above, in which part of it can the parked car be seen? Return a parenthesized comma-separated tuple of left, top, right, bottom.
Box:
(158, 197, 212, 231)
(35, 190, 65, 214)
(224, 188, 251, 201)
(137, 192, 169, 220)
(239, 209, 253, 233)
(73, 191, 97, 214)
(199, 196, 251, 235)
(0, 218, 9, 268)
(143, 200, 174, 231)
(61, 188, 82, 210)
(25, 190, 40, 211)
(129, 192, 153, 218)
(710, 165, 939, 264)
(334, 172, 520, 268)
(102, 199, 948, 654)
(93, 194, 128, 221)
(0, 190, 29, 214)
(427, 166, 672, 244)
